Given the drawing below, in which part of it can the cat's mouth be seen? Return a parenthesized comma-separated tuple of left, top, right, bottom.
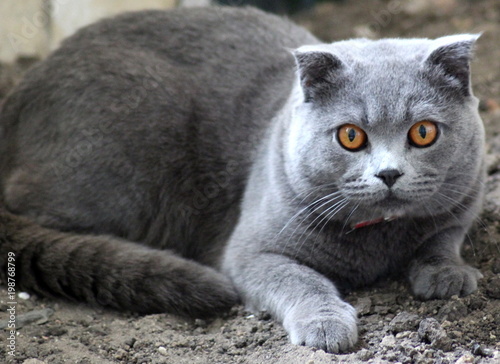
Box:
(364, 192, 412, 218)
(380, 193, 410, 205)
(343, 187, 428, 220)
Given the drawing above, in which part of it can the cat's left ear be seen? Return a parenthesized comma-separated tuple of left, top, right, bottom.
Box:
(293, 48, 345, 103)
(424, 34, 480, 97)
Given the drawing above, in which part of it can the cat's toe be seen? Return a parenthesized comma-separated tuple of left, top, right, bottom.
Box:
(410, 264, 483, 300)
(284, 302, 358, 353)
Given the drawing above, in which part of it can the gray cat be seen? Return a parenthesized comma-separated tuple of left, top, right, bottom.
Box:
(0, 6, 485, 353)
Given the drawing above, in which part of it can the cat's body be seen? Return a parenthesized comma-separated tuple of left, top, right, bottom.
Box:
(0, 7, 485, 353)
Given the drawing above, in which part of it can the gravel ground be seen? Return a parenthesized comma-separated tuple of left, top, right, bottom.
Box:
(1, 0, 499, 363)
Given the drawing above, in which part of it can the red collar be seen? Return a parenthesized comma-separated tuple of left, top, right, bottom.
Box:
(350, 216, 397, 230)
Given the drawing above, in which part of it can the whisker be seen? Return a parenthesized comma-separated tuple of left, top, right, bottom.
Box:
(423, 204, 439, 233)
(290, 182, 340, 206)
(274, 190, 343, 242)
(341, 203, 360, 235)
(279, 194, 345, 254)
(290, 198, 349, 258)
(437, 191, 488, 231)
(437, 183, 489, 232)
(307, 200, 352, 260)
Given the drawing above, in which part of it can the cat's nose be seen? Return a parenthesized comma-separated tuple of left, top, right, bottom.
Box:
(375, 169, 403, 188)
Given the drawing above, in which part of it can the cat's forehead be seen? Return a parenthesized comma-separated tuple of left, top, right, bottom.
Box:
(297, 35, 479, 126)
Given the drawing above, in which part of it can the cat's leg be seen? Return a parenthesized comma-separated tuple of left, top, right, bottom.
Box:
(408, 226, 483, 299)
(223, 239, 357, 353)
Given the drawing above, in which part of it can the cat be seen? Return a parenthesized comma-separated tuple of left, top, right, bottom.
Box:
(0, 6, 485, 353)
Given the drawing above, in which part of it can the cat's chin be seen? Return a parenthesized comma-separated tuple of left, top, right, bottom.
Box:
(361, 194, 414, 219)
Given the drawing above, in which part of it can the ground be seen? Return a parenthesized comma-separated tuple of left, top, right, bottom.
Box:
(1, 0, 500, 363)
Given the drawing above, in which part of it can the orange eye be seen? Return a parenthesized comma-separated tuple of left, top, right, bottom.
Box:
(337, 124, 367, 151)
(408, 121, 438, 147)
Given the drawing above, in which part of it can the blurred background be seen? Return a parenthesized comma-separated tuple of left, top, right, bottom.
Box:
(0, 0, 499, 111)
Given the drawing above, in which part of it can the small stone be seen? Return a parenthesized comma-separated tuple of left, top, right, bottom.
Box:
(423, 348, 435, 358)
(355, 297, 372, 316)
(0, 308, 54, 329)
(373, 305, 390, 314)
(114, 348, 127, 360)
(380, 335, 396, 348)
(437, 299, 468, 321)
(395, 331, 411, 339)
(234, 338, 248, 348)
(449, 330, 463, 339)
(22, 360, 46, 364)
(257, 311, 272, 321)
(417, 318, 452, 351)
(472, 343, 494, 357)
(158, 346, 168, 356)
(485, 276, 500, 299)
(455, 353, 475, 364)
(356, 348, 374, 360)
(18, 292, 31, 300)
(371, 293, 396, 305)
(124, 337, 136, 348)
(45, 326, 68, 337)
(466, 295, 487, 311)
(492, 258, 500, 274)
(390, 311, 420, 333)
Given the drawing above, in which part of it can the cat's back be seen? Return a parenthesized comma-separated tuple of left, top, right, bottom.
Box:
(0, 7, 317, 249)
(68, 6, 315, 65)
(2, 6, 317, 160)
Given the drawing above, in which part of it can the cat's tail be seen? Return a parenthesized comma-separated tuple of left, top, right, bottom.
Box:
(0, 207, 238, 317)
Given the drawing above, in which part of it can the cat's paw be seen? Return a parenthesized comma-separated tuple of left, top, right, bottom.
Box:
(410, 264, 483, 300)
(283, 302, 358, 353)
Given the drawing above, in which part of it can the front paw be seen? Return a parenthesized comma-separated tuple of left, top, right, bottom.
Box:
(283, 302, 358, 353)
(410, 263, 483, 300)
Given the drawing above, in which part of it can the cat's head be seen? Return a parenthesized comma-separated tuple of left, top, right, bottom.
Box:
(284, 34, 484, 222)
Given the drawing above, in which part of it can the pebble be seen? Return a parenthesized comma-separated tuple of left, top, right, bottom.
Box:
(485, 276, 500, 299)
(437, 299, 468, 321)
(355, 296, 372, 316)
(0, 308, 54, 329)
(124, 337, 137, 348)
(380, 334, 396, 348)
(472, 343, 494, 357)
(257, 311, 272, 320)
(449, 330, 463, 339)
(455, 353, 475, 363)
(492, 258, 500, 274)
(22, 360, 46, 364)
(114, 348, 127, 360)
(417, 318, 452, 352)
(18, 292, 31, 300)
(395, 331, 411, 339)
(389, 311, 420, 333)
(356, 348, 374, 360)
(158, 346, 168, 356)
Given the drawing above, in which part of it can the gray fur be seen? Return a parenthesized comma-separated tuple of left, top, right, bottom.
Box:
(0, 7, 484, 353)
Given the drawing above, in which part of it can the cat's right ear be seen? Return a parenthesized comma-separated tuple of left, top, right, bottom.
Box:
(293, 49, 344, 103)
(424, 34, 480, 97)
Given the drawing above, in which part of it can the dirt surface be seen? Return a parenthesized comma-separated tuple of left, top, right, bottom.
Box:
(1, 0, 500, 363)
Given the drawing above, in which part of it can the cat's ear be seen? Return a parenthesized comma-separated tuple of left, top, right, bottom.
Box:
(293, 49, 344, 102)
(424, 34, 480, 97)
